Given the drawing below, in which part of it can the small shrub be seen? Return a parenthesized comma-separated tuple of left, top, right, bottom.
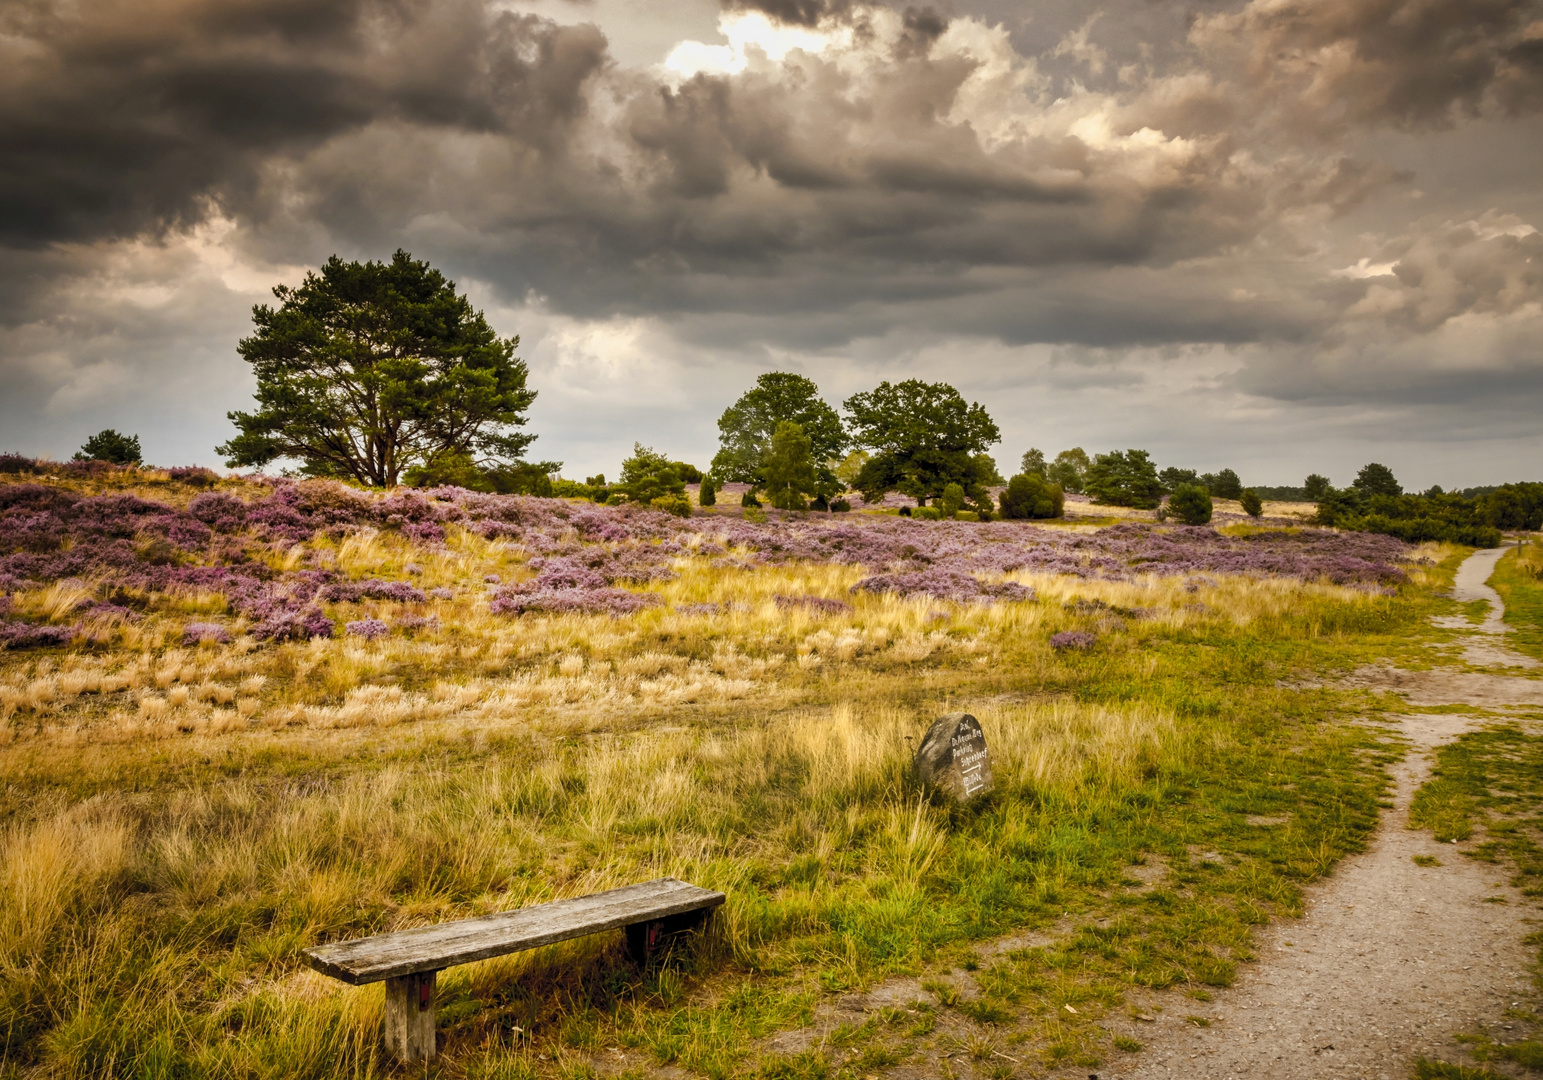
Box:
(939, 483, 966, 518)
(774, 594, 852, 615)
(651, 495, 691, 518)
(345, 618, 390, 640)
(698, 476, 716, 507)
(182, 622, 230, 645)
(1050, 630, 1095, 651)
(617, 444, 685, 504)
(955, 510, 979, 522)
(999, 473, 1065, 519)
(1239, 488, 1263, 517)
(741, 490, 762, 508)
(0, 453, 41, 474)
(1168, 483, 1213, 526)
(0, 621, 76, 649)
(831, 498, 851, 512)
(898, 506, 911, 517)
(165, 466, 219, 487)
(914, 506, 943, 521)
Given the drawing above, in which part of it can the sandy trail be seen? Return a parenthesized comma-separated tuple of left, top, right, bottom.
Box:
(1108, 545, 1543, 1080)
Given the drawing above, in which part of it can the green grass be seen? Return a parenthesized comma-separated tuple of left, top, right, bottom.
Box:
(1490, 542, 1543, 661)
(1413, 1059, 1509, 1080)
(0, 543, 1480, 1077)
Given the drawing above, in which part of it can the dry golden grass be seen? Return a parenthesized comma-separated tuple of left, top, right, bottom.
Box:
(0, 491, 1463, 1077)
(0, 556, 1391, 749)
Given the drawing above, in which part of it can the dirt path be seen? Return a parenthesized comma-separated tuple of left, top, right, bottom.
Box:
(1110, 546, 1543, 1080)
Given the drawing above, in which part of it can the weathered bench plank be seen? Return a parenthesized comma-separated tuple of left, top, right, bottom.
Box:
(305, 877, 724, 985)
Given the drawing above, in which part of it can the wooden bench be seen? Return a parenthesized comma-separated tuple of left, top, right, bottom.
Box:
(303, 877, 724, 1062)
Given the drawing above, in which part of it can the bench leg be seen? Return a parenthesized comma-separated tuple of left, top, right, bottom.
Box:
(383, 970, 437, 1063)
(625, 908, 714, 965)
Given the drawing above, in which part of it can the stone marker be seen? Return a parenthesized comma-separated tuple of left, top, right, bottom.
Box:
(913, 712, 993, 802)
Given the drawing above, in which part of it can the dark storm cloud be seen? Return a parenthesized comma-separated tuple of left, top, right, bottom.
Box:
(721, 0, 852, 28)
(1192, 0, 1543, 135)
(0, 0, 609, 249)
(3, 0, 1543, 470)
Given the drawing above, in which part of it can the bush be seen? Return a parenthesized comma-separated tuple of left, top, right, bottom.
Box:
(1356, 514, 1501, 547)
(955, 510, 979, 522)
(1050, 630, 1096, 651)
(1239, 489, 1263, 517)
(741, 489, 762, 508)
(999, 474, 1065, 519)
(914, 506, 943, 521)
(939, 483, 966, 518)
(0, 454, 41, 475)
(831, 498, 851, 512)
(698, 476, 717, 506)
(617, 444, 685, 504)
(1168, 484, 1213, 525)
(487, 464, 554, 496)
(552, 478, 604, 500)
(650, 495, 692, 518)
(75, 429, 142, 465)
(165, 466, 219, 487)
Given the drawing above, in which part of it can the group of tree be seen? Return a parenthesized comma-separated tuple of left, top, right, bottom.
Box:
(193, 252, 1536, 545)
(708, 372, 1003, 514)
(1013, 445, 1264, 524)
(1310, 463, 1539, 547)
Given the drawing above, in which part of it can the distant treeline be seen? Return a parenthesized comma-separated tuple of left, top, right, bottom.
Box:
(1315, 481, 1543, 548)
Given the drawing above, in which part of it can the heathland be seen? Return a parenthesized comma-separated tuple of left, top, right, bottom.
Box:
(0, 462, 1501, 1079)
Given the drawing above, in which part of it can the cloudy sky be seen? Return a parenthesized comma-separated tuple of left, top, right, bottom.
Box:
(2, 0, 1541, 487)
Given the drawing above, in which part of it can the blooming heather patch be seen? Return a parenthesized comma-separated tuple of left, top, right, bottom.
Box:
(676, 602, 728, 616)
(1051, 630, 1097, 651)
(0, 621, 75, 649)
(851, 568, 1035, 603)
(183, 622, 230, 645)
(393, 613, 439, 630)
(0, 477, 1416, 652)
(774, 594, 853, 615)
(489, 587, 661, 617)
(252, 609, 334, 642)
(319, 579, 427, 603)
(345, 618, 390, 640)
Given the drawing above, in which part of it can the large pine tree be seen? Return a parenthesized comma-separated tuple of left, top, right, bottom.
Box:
(220, 251, 542, 487)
